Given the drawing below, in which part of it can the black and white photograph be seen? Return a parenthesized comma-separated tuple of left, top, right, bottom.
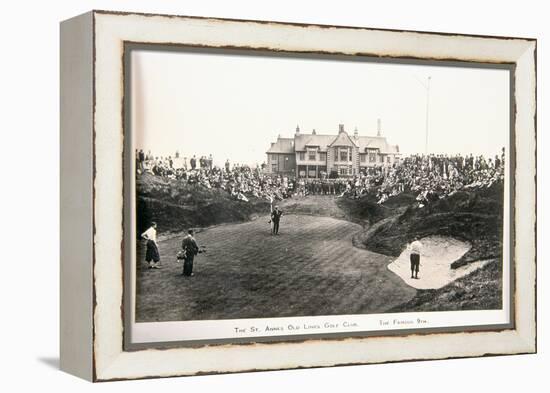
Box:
(127, 45, 512, 344)
(2, 0, 543, 386)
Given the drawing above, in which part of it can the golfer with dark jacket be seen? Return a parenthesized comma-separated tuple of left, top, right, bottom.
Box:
(181, 229, 200, 276)
(270, 205, 283, 235)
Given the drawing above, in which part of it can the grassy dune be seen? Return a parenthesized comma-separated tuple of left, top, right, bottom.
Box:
(343, 184, 504, 266)
(136, 173, 269, 235)
(342, 183, 505, 311)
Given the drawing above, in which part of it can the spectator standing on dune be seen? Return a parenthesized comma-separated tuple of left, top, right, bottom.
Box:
(138, 149, 145, 171)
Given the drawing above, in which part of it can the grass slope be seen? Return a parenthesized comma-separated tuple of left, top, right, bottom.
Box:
(136, 215, 416, 322)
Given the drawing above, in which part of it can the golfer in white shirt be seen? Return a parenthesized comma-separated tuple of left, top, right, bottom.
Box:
(141, 222, 161, 269)
(408, 237, 423, 279)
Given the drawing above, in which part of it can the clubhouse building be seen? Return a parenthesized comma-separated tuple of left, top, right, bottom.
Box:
(266, 123, 400, 178)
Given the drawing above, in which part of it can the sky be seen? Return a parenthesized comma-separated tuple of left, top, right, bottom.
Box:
(131, 48, 509, 166)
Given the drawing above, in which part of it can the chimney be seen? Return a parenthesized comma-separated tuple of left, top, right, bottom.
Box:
(295, 124, 300, 135)
(377, 118, 382, 137)
(338, 124, 345, 134)
(312, 129, 316, 135)
(354, 126, 359, 139)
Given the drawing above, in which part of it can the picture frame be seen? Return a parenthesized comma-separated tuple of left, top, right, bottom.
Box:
(60, 10, 536, 381)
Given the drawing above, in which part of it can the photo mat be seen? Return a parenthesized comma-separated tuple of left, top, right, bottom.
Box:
(123, 43, 515, 349)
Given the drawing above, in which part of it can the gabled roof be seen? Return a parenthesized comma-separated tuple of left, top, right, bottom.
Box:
(329, 131, 358, 148)
(266, 137, 295, 154)
(267, 128, 400, 155)
(356, 136, 386, 151)
(356, 135, 400, 154)
(294, 134, 335, 152)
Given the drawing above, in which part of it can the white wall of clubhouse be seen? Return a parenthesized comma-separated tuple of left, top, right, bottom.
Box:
(131, 48, 509, 166)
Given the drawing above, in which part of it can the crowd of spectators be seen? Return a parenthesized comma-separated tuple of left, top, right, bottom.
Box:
(136, 148, 505, 207)
(373, 150, 505, 206)
(136, 149, 292, 203)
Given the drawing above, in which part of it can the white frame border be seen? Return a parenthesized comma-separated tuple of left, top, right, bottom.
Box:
(91, 11, 536, 381)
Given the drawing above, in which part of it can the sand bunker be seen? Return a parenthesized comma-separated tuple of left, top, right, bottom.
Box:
(387, 236, 490, 290)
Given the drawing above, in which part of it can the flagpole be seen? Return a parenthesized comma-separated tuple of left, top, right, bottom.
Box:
(425, 76, 431, 155)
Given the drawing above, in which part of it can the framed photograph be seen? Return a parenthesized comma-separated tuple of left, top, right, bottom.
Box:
(60, 10, 537, 381)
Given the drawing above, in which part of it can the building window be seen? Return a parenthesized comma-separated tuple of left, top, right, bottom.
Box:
(339, 149, 348, 162)
(319, 152, 327, 161)
(360, 154, 366, 163)
(272, 163, 277, 172)
(379, 155, 384, 163)
(387, 156, 391, 163)
(369, 154, 376, 163)
(338, 166, 351, 176)
(284, 156, 290, 170)
(308, 150, 316, 161)
(299, 152, 305, 161)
